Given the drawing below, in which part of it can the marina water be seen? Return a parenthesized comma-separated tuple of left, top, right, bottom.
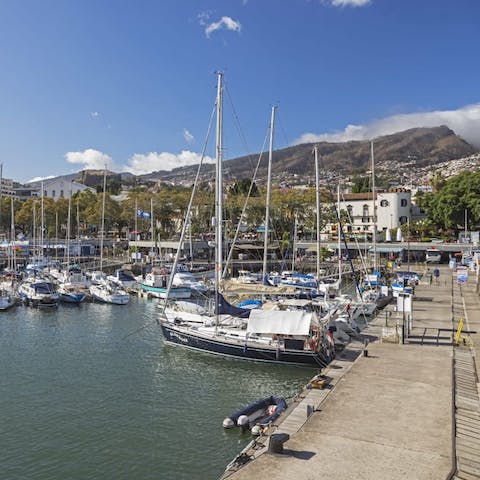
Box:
(1, 297, 313, 479)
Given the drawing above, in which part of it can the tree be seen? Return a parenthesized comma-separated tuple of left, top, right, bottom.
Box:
(423, 171, 480, 234)
(351, 176, 371, 194)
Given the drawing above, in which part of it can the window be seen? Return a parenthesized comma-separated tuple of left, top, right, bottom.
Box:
(52, 190, 55, 197)
(362, 204, 369, 223)
(347, 205, 353, 217)
(400, 199, 408, 207)
(60, 190, 64, 197)
(399, 216, 408, 224)
(380, 199, 389, 207)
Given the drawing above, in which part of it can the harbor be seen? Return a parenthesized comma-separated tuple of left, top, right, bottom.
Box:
(0, 296, 314, 480)
(221, 264, 480, 479)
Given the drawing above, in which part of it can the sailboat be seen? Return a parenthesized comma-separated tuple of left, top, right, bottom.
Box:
(57, 185, 86, 304)
(361, 141, 392, 310)
(0, 197, 18, 310)
(159, 73, 332, 367)
(89, 170, 129, 305)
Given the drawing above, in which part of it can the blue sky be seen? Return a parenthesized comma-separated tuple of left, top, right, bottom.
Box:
(0, 0, 479, 183)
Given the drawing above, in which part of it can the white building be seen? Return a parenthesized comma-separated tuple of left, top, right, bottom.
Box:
(0, 178, 16, 198)
(42, 180, 95, 200)
(338, 188, 412, 235)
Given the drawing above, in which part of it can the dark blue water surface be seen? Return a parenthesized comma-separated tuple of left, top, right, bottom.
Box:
(0, 298, 312, 480)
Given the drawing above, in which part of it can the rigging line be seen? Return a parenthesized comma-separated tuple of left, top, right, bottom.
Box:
(121, 321, 157, 340)
(340, 189, 368, 274)
(156, 100, 217, 321)
(318, 155, 363, 298)
(224, 84, 258, 173)
(222, 127, 270, 278)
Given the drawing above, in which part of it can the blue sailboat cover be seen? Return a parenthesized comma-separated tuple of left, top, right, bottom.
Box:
(216, 293, 251, 318)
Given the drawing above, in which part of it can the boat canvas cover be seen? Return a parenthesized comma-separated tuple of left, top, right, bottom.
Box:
(247, 310, 312, 336)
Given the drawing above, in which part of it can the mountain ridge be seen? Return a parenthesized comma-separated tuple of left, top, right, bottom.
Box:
(140, 125, 477, 183)
(24, 126, 479, 188)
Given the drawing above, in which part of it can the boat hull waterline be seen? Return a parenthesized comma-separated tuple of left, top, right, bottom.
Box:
(160, 323, 329, 366)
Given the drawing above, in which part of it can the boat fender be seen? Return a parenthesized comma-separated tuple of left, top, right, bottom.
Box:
(237, 415, 249, 427)
(251, 424, 263, 436)
(222, 418, 235, 429)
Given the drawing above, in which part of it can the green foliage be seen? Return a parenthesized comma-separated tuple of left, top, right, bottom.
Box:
(351, 176, 371, 193)
(423, 171, 480, 232)
(229, 179, 259, 196)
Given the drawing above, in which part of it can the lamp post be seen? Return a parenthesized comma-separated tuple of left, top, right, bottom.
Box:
(407, 216, 411, 272)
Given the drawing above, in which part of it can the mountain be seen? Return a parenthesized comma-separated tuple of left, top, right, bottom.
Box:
(23, 126, 478, 189)
(141, 126, 478, 183)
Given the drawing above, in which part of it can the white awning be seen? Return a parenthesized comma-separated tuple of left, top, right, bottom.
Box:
(247, 309, 312, 336)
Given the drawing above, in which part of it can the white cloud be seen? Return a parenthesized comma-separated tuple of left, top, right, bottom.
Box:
(330, 0, 371, 6)
(123, 151, 215, 175)
(183, 129, 194, 143)
(294, 103, 480, 148)
(90, 111, 100, 118)
(205, 16, 241, 38)
(65, 149, 115, 170)
(198, 11, 210, 26)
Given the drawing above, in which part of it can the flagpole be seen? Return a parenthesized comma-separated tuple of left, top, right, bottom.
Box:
(150, 197, 154, 265)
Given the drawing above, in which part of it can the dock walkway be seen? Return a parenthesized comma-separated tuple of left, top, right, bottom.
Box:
(223, 266, 480, 480)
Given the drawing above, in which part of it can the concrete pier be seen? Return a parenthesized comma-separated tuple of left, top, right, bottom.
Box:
(223, 266, 480, 479)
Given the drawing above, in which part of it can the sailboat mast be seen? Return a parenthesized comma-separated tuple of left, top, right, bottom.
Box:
(151, 197, 154, 265)
(41, 181, 44, 260)
(292, 212, 298, 271)
(371, 140, 377, 272)
(214, 72, 223, 310)
(314, 145, 321, 279)
(32, 200, 36, 260)
(10, 197, 15, 271)
(66, 183, 72, 267)
(100, 169, 107, 271)
(262, 105, 276, 281)
(337, 184, 342, 283)
(76, 201, 80, 262)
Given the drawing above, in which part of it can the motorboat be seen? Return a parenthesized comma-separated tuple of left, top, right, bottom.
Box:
(18, 277, 59, 308)
(172, 271, 208, 293)
(57, 284, 86, 304)
(0, 290, 16, 310)
(141, 271, 191, 299)
(232, 270, 262, 284)
(107, 268, 138, 289)
(89, 281, 130, 305)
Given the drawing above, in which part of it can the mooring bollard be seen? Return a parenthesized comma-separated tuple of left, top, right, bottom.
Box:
(268, 433, 290, 454)
(363, 338, 369, 357)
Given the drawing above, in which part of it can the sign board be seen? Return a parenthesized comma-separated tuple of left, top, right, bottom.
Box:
(397, 293, 412, 313)
(457, 265, 468, 284)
